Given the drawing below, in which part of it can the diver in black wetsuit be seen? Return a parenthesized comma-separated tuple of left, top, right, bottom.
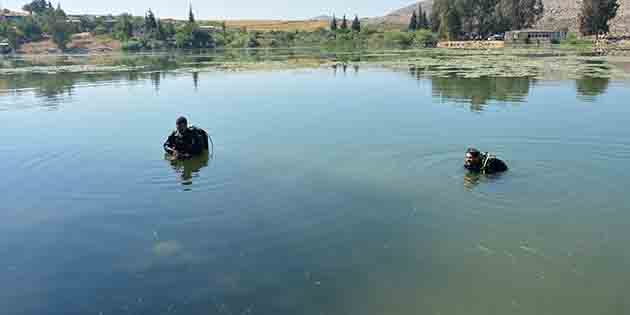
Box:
(464, 148, 508, 174)
(163, 116, 210, 160)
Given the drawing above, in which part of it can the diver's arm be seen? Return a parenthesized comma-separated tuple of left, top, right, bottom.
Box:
(164, 134, 177, 154)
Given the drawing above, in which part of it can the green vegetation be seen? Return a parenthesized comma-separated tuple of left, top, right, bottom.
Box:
(0, 0, 621, 54)
(579, 0, 620, 37)
(408, 4, 430, 32)
(431, 0, 544, 39)
(0, 0, 74, 50)
(559, 32, 594, 50)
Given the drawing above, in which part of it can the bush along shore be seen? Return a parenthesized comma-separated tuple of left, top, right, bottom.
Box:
(1, 2, 438, 54)
(1, 0, 627, 55)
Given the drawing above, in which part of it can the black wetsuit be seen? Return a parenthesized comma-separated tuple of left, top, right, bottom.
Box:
(164, 128, 204, 157)
(465, 155, 508, 174)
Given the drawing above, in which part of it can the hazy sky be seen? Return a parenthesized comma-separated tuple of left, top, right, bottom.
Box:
(1, 0, 414, 20)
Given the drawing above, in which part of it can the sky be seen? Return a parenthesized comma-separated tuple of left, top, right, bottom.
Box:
(1, 0, 415, 20)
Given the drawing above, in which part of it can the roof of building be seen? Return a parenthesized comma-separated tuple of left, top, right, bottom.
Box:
(1, 10, 30, 17)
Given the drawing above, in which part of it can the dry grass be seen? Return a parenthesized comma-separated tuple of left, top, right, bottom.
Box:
(223, 20, 328, 32)
(18, 33, 121, 54)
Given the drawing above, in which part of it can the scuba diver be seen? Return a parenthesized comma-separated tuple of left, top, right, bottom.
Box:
(164, 116, 212, 160)
(464, 148, 508, 174)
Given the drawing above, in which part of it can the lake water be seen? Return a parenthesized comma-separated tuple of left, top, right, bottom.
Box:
(1, 57, 630, 315)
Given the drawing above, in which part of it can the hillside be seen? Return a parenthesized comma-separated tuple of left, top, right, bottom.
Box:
(224, 20, 329, 32)
(366, 0, 433, 26)
(368, 0, 630, 35)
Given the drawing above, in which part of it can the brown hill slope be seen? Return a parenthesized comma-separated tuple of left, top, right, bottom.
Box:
(368, 0, 630, 35)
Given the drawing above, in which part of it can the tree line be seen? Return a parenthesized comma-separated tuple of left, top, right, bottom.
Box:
(579, 0, 620, 38)
(430, 0, 620, 40)
(0, 0, 73, 49)
(430, 0, 544, 40)
(408, 4, 430, 32)
(330, 15, 361, 32)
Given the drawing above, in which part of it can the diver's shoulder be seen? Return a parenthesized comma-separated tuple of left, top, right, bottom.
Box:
(488, 157, 508, 172)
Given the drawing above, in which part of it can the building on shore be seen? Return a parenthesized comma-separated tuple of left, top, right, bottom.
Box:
(504, 29, 567, 44)
(198, 25, 222, 33)
(0, 9, 30, 23)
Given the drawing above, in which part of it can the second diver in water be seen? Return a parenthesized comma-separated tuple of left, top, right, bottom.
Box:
(164, 116, 211, 160)
(464, 148, 508, 174)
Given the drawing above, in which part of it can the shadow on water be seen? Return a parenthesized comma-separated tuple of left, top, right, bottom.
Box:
(165, 151, 211, 187)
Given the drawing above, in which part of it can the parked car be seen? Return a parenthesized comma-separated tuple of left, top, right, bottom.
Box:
(487, 33, 504, 41)
(0, 42, 13, 54)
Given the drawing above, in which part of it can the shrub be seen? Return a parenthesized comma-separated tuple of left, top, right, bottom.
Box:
(414, 29, 437, 47)
(121, 40, 142, 51)
(384, 31, 415, 47)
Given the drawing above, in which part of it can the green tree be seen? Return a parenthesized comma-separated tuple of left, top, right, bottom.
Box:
(422, 11, 430, 29)
(6, 26, 23, 49)
(175, 27, 193, 48)
(16, 16, 43, 41)
(164, 21, 176, 39)
(54, 2, 66, 18)
(22, 0, 48, 14)
(330, 14, 338, 31)
(145, 9, 158, 35)
(156, 19, 166, 40)
(417, 5, 428, 29)
(408, 10, 418, 31)
(579, 0, 619, 37)
(437, 8, 461, 41)
(114, 13, 134, 40)
(50, 19, 72, 50)
(189, 5, 196, 24)
(340, 15, 348, 30)
(351, 15, 361, 32)
(246, 33, 259, 48)
(78, 16, 97, 33)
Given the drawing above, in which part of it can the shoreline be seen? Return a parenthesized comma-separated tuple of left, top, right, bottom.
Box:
(2, 49, 630, 81)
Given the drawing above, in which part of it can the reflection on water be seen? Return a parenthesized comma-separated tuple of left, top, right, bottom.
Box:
(150, 72, 161, 92)
(166, 151, 210, 187)
(193, 71, 199, 91)
(430, 76, 532, 110)
(1, 63, 630, 315)
(0, 65, 620, 111)
(576, 76, 610, 100)
(463, 172, 482, 190)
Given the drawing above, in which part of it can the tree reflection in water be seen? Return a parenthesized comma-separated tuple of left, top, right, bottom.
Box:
(409, 65, 533, 111)
(575, 76, 610, 101)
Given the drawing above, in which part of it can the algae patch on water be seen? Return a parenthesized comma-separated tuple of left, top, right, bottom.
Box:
(1, 49, 630, 80)
(152, 240, 182, 257)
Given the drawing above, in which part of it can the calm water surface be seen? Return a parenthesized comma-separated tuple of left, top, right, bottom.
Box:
(1, 65, 630, 315)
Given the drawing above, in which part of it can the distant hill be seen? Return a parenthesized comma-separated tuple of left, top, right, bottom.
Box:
(537, 0, 629, 34)
(368, 0, 630, 35)
(366, 0, 433, 26)
(310, 15, 332, 21)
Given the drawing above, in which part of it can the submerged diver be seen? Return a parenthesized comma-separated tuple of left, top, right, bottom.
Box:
(164, 116, 211, 159)
(464, 148, 508, 174)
